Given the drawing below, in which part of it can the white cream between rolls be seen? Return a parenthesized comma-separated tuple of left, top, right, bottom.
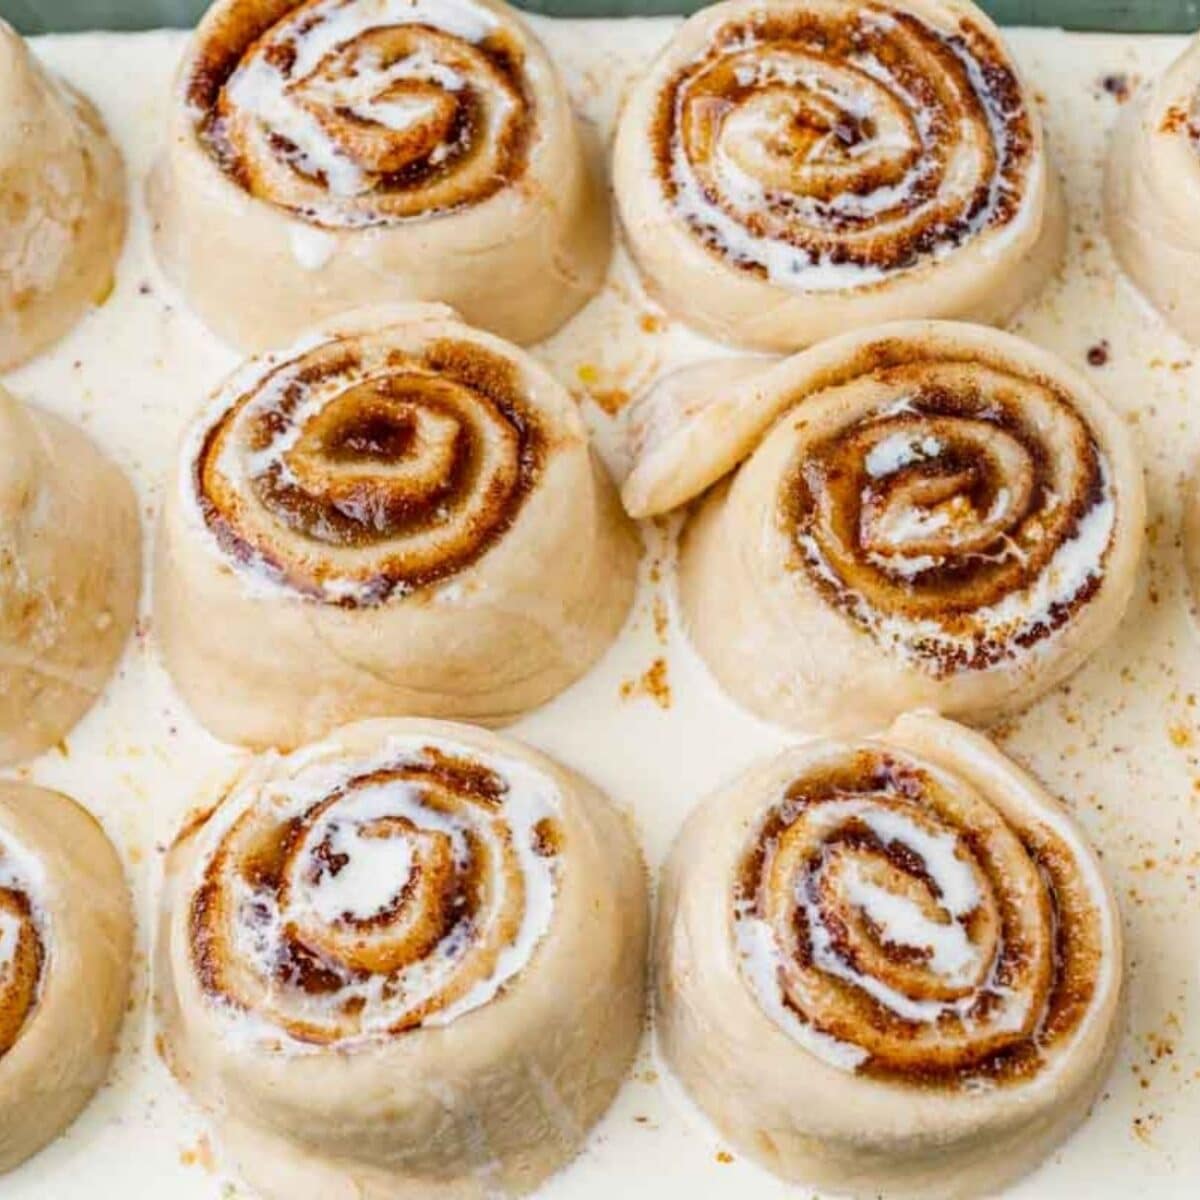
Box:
(0, 784, 133, 1174)
(656, 712, 1123, 1199)
(148, 0, 610, 350)
(613, 0, 1065, 351)
(0, 20, 125, 370)
(0, 385, 141, 765)
(157, 718, 649, 1200)
(154, 304, 637, 749)
(1105, 33, 1200, 343)
(626, 321, 1144, 734)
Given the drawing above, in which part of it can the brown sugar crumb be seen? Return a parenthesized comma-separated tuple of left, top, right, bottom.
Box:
(1087, 340, 1110, 367)
(588, 386, 631, 416)
(639, 312, 665, 334)
(180, 1135, 215, 1172)
(716, 1150, 735, 1164)
(1101, 73, 1130, 101)
(1169, 723, 1192, 748)
(652, 594, 669, 643)
(620, 657, 672, 709)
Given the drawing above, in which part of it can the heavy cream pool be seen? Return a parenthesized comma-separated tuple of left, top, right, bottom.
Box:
(3, 15, 1200, 1200)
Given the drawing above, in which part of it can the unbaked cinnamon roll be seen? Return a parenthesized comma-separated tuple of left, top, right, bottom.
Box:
(657, 712, 1123, 1199)
(0, 783, 133, 1173)
(155, 305, 637, 748)
(149, 0, 609, 350)
(657, 321, 1144, 733)
(158, 718, 648, 1200)
(0, 20, 125, 370)
(0, 385, 141, 765)
(1105, 34, 1200, 343)
(613, 0, 1064, 351)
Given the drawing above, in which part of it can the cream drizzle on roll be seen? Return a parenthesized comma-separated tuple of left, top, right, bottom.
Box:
(656, 713, 1123, 1198)
(646, 321, 1144, 733)
(150, 0, 610, 348)
(1105, 33, 1200, 344)
(158, 718, 648, 1200)
(155, 305, 637, 748)
(613, 0, 1065, 351)
(187, 731, 562, 1047)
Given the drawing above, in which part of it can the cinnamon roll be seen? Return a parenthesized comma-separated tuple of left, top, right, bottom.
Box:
(0, 783, 133, 1173)
(155, 305, 637, 749)
(1105, 34, 1200, 343)
(666, 321, 1144, 733)
(657, 712, 1122, 1199)
(0, 385, 141, 765)
(158, 718, 648, 1200)
(613, 0, 1064, 351)
(0, 20, 126, 370)
(148, 0, 610, 350)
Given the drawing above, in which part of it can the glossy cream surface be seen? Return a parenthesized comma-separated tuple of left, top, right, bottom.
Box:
(3, 16, 1200, 1198)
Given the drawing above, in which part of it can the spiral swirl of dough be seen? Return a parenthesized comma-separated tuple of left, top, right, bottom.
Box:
(734, 743, 1100, 1082)
(158, 719, 648, 1200)
(613, 0, 1064, 350)
(668, 322, 1143, 732)
(655, 714, 1123, 1198)
(191, 321, 543, 607)
(187, 731, 562, 1045)
(191, 0, 532, 228)
(157, 307, 637, 748)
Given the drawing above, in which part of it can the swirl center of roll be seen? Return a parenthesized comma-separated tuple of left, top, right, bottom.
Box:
(781, 360, 1115, 674)
(193, 332, 543, 606)
(188, 737, 562, 1046)
(190, 0, 534, 227)
(0, 836, 45, 1057)
(656, 4, 1035, 290)
(734, 748, 1102, 1085)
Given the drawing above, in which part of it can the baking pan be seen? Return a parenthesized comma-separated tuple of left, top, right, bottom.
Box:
(3, 0, 1198, 31)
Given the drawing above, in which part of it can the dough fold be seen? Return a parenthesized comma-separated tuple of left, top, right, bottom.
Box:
(158, 718, 648, 1200)
(656, 712, 1123, 1199)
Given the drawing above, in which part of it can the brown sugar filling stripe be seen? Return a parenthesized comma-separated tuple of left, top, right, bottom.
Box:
(776, 355, 1113, 675)
(733, 748, 1103, 1088)
(193, 332, 544, 607)
(186, 0, 535, 227)
(187, 743, 562, 1046)
(652, 3, 1035, 280)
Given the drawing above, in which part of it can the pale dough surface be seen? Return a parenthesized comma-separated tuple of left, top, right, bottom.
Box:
(2, 18, 1200, 1200)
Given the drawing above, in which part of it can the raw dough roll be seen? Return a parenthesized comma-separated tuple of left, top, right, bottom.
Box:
(0, 385, 141, 765)
(155, 304, 637, 749)
(663, 321, 1144, 733)
(158, 718, 648, 1200)
(1105, 34, 1200, 343)
(0, 20, 126, 370)
(148, 0, 610, 350)
(613, 0, 1064, 352)
(656, 712, 1123, 1199)
(0, 783, 134, 1173)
